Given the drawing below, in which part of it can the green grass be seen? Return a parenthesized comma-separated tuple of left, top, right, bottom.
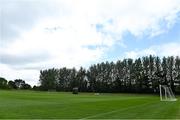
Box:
(0, 90, 179, 119)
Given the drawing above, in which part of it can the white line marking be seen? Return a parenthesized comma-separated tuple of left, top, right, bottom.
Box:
(79, 102, 156, 120)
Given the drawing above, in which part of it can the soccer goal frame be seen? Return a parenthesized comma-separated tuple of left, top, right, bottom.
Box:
(159, 85, 177, 101)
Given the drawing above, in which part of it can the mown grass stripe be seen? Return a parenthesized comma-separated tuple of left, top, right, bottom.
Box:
(79, 101, 157, 119)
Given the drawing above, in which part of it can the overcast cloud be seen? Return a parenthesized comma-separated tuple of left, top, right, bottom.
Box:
(0, 0, 180, 85)
(0, 0, 66, 44)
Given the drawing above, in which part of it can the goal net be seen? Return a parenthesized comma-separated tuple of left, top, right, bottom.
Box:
(159, 85, 177, 101)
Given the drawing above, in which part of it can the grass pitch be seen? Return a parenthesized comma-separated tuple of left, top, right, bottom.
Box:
(0, 90, 179, 119)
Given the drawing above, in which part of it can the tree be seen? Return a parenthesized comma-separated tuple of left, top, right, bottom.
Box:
(127, 58, 134, 92)
(0, 77, 8, 89)
(114, 60, 127, 92)
(87, 65, 98, 92)
(69, 68, 78, 91)
(21, 83, 31, 89)
(133, 58, 143, 92)
(37, 55, 180, 94)
(39, 68, 58, 91)
(8, 81, 17, 89)
(33, 85, 40, 91)
(142, 56, 151, 92)
(167, 56, 175, 91)
(57, 67, 73, 91)
(153, 56, 162, 93)
(76, 67, 87, 92)
(14, 79, 26, 89)
(174, 56, 180, 93)
(161, 57, 168, 85)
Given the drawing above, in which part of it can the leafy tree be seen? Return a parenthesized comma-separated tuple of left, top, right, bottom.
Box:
(57, 67, 73, 91)
(127, 58, 134, 92)
(39, 68, 58, 91)
(153, 56, 162, 93)
(8, 81, 17, 89)
(37, 55, 180, 94)
(167, 56, 175, 91)
(161, 57, 168, 85)
(142, 56, 151, 92)
(133, 58, 143, 92)
(0, 77, 8, 89)
(175, 56, 180, 93)
(14, 79, 26, 89)
(76, 67, 87, 92)
(21, 83, 31, 89)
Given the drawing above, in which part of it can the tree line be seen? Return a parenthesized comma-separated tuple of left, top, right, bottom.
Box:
(0, 77, 31, 90)
(39, 55, 180, 94)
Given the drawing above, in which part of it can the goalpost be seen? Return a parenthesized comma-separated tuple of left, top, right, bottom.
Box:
(159, 85, 177, 101)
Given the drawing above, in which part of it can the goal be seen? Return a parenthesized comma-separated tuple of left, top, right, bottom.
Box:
(159, 85, 177, 101)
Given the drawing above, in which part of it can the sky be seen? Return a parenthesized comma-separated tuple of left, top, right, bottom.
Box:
(0, 0, 180, 86)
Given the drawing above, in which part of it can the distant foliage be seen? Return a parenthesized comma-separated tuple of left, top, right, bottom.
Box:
(0, 77, 8, 89)
(0, 77, 31, 90)
(38, 55, 179, 94)
(39, 68, 58, 91)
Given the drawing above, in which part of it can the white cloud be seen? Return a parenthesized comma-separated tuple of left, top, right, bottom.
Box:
(0, 63, 39, 86)
(1, 0, 180, 85)
(125, 42, 180, 59)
